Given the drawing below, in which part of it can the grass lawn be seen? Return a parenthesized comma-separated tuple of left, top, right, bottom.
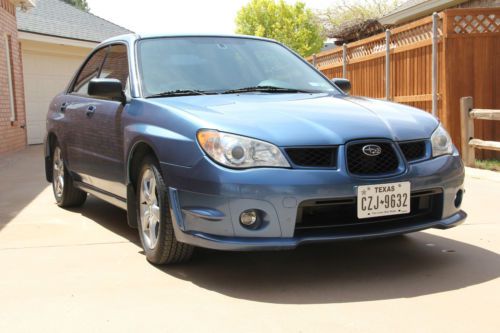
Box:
(474, 159, 500, 171)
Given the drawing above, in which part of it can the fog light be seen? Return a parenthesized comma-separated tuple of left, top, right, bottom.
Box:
(240, 210, 257, 225)
(240, 209, 262, 230)
(454, 189, 463, 208)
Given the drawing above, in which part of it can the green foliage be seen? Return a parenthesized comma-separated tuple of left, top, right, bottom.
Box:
(235, 0, 324, 57)
(62, 0, 90, 12)
(318, 0, 402, 35)
(475, 159, 500, 171)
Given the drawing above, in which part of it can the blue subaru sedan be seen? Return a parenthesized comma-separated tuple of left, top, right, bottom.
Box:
(44, 34, 466, 264)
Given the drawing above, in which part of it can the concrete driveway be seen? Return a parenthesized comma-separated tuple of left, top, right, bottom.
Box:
(0, 146, 499, 333)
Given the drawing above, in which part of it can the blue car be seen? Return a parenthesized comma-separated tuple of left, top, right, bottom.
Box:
(44, 34, 466, 264)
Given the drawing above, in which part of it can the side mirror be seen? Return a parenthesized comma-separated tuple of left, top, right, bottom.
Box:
(88, 78, 125, 103)
(332, 78, 351, 94)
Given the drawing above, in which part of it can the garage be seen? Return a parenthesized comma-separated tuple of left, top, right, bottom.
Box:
(21, 38, 92, 144)
(16, 0, 131, 144)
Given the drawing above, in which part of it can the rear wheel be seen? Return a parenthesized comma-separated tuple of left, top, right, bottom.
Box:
(136, 155, 194, 264)
(52, 144, 87, 207)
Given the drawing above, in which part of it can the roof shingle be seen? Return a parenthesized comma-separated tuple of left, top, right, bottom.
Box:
(17, 0, 132, 43)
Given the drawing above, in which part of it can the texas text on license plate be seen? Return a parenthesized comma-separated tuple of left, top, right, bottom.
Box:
(357, 181, 411, 219)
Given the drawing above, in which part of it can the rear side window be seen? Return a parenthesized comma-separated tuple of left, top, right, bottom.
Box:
(72, 47, 108, 95)
(99, 44, 129, 91)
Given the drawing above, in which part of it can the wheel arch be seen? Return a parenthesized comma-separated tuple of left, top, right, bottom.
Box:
(125, 139, 162, 229)
(126, 139, 162, 188)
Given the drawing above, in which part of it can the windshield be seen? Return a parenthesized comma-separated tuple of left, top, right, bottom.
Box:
(137, 37, 339, 97)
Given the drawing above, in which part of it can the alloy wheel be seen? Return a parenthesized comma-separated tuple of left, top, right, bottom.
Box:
(53, 147, 65, 199)
(139, 168, 160, 249)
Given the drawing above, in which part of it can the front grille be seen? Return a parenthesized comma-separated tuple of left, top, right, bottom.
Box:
(294, 189, 443, 237)
(399, 141, 426, 162)
(285, 147, 338, 168)
(346, 142, 399, 175)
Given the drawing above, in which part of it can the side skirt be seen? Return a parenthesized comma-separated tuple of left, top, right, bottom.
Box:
(74, 181, 127, 210)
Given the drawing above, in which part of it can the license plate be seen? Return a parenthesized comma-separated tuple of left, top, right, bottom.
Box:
(357, 182, 410, 219)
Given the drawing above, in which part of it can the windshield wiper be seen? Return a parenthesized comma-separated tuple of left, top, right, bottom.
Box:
(146, 90, 214, 98)
(222, 86, 315, 94)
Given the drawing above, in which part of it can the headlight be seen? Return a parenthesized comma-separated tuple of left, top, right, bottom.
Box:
(197, 130, 290, 168)
(431, 124, 453, 157)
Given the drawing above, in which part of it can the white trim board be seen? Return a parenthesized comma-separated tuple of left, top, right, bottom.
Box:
(18, 31, 98, 49)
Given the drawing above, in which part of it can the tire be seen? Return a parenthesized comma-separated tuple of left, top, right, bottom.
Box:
(136, 155, 194, 264)
(52, 143, 87, 207)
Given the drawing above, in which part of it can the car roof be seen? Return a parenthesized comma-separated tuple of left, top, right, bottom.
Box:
(99, 33, 276, 46)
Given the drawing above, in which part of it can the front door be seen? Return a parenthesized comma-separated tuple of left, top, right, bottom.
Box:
(66, 44, 130, 198)
(64, 46, 108, 184)
(75, 96, 126, 198)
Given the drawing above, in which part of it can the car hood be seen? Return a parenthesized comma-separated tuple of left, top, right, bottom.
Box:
(148, 93, 438, 146)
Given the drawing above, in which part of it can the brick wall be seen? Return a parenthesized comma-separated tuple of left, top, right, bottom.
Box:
(0, 1, 27, 154)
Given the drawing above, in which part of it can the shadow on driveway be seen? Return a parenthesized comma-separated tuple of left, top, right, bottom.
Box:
(0, 146, 50, 231)
(74, 196, 141, 246)
(77, 197, 500, 305)
(162, 234, 500, 304)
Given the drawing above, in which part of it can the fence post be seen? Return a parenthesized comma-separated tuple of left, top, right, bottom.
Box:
(312, 54, 316, 68)
(460, 96, 475, 167)
(432, 12, 439, 117)
(342, 43, 347, 78)
(385, 29, 391, 100)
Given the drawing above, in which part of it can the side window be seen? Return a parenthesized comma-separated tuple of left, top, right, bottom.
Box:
(72, 47, 108, 95)
(99, 44, 130, 91)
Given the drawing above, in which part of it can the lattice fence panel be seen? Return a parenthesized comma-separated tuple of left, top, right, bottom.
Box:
(391, 21, 436, 48)
(452, 13, 499, 34)
(315, 49, 343, 68)
(348, 38, 386, 61)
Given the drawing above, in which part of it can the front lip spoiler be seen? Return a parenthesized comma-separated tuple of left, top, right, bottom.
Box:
(173, 210, 467, 251)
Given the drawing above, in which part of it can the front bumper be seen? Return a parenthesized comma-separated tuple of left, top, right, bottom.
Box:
(162, 151, 466, 251)
(171, 210, 466, 251)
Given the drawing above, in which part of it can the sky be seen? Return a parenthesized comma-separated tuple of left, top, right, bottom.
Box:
(86, 0, 335, 34)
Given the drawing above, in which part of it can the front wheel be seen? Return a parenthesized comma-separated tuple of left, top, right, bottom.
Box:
(136, 155, 194, 264)
(52, 144, 87, 207)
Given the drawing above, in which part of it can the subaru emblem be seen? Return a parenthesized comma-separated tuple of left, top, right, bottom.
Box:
(362, 144, 382, 157)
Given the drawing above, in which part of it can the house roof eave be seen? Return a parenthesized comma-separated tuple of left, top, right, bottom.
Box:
(18, 31, 98, 49)
(379, 0, 468, 26)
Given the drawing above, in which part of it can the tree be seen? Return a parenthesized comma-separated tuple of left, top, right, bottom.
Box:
(235, 0, 324, 57)
(317, 0, 402, 37)
(62, 0, 90, 12)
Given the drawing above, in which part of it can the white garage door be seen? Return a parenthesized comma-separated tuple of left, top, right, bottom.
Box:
(23, 49, 86, 144)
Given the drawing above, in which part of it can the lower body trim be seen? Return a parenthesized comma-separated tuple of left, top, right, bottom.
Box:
(172, 210, 467, 251)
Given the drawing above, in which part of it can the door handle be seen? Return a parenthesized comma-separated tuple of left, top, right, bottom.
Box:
(86, 105, 96, 117)
(60, 102, 68, 113)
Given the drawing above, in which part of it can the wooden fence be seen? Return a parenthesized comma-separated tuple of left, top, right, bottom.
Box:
(309, 8, 500, 159)
(460, 96, 500, 166)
